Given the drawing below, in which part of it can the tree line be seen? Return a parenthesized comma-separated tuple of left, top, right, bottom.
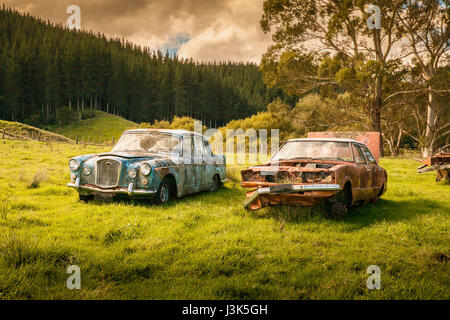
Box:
(0, 7, 286, 128)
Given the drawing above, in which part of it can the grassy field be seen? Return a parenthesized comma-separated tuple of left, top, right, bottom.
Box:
(49, 111, 138, 144)
(0, 139, 448, 299)
(0, 120, 73, 143)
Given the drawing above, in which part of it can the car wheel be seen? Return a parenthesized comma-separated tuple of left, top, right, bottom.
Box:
(210, 175, 219, 192)
(155, 177, 171, 204)
(79, 194, 93, 202)
(327, 184, 351, 219)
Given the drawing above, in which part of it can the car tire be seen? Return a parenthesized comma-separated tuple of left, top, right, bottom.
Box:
(154, 177, 171, 205)
(327, 184, 351, 219)
(210, 175, 219, 192)
(79, 194, 93, 202)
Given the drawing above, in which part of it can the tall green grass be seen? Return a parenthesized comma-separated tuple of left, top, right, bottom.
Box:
(0, 139, 448, 299)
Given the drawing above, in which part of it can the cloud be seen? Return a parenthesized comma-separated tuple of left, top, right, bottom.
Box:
(2, 0, 271, 63)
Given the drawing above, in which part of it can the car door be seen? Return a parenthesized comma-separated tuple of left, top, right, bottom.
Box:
(353, 144, 370, 201)
(192, 135, 205, 191)
(182, 135, 202, 192)
(361, 145, 378, 197)
(202, 137, 216, 189)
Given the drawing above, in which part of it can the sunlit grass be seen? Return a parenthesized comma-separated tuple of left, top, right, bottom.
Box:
(49, 111, 138, 144)
(0, 139, 448, 299)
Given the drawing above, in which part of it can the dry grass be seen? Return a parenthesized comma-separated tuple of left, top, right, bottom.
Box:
(27, 170, 48, 189)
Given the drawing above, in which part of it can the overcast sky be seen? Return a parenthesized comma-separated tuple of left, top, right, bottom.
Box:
(3, 0, 272, 63)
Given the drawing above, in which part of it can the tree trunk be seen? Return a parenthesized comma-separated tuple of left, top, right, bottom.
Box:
(371, 75, 383, 156)
(422, 87, 438, 158)
(370, 28, 384, 157)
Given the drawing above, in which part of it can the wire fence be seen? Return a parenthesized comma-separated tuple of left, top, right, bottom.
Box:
(1, 128, 115, 147)
(1, 127, 427, 160)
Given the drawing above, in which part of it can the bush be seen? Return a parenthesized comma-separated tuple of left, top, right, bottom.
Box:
(27, 170, 48, 189)
(141, 116, 206, 132)
(80, 109, 96, 120)
(56, 107, 80, 126)
(24, 114, 42, 128)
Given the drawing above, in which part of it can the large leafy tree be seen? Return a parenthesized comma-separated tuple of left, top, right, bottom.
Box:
(260, 0, 407, 154)
(396, 0, 449, 157)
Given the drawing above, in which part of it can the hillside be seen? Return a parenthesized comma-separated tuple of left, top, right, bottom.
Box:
(0, 120, 73, 143)
(49, 111, 138, 144)
(0, 7, 285, 128)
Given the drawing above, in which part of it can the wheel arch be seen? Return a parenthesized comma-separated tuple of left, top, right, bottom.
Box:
(162, 173, 178, 197)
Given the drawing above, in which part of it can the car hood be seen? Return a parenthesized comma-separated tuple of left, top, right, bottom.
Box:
(96, 151, 178, 161)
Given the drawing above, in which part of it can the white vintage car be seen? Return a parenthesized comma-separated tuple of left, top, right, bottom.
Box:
(67, 129, 227, 203)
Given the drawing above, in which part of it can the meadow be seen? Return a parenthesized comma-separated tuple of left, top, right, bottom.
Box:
(0, 139, 448, 299)
(49, 111, 138, 144)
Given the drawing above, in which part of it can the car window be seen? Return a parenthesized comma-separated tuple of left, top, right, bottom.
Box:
(354, 145, 366, 164)
(203, 139, 213, 157)
(182, 135, 194, 160)
(362, 146, 376, 164)
(193, 136, 204, 158)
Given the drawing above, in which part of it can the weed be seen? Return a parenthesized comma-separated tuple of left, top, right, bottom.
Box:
(27, 170, 48, 189)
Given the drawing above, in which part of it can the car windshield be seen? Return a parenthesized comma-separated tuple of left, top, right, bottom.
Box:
(272, 141, 354, 162)
(112, 132, 182, 154)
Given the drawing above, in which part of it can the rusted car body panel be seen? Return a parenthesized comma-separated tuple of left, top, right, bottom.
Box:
(418, 145, 450, 184)
(67, 129, 226, 202)
(308, 132, 381, 162)
(241, 138, 387, 210)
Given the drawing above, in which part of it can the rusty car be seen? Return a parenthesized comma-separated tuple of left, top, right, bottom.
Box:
(241, 138, 387, 217)
(417, 144, 450, 184)
(67, 129, 226, 203)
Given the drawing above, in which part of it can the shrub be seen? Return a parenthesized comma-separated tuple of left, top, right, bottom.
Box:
(27, 170, 48, 189)
(56, 107, 80, 126)
(80, 109, 96, 120)
(141, 116, 206, 131)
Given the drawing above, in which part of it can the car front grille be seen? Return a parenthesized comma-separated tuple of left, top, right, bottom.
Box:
(96, 159, 121, 188)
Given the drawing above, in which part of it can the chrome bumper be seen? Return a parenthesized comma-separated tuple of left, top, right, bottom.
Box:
(257, 184, 341, 194)
(243, 184, 341, 209)
(67, 178, 156, 196)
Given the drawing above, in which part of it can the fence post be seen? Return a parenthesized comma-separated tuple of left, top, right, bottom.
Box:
(2, 129, 5, 139)
(112, 137, 115, 145)
(76, 136, 78, 144)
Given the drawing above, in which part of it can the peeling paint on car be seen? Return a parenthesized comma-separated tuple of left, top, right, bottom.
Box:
(67, 129, 226, 202)
(241, 138, 387, 211)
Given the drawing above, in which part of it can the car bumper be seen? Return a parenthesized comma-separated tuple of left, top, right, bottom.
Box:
(67, 178, 156, 197)
(242, 183, 341, 210)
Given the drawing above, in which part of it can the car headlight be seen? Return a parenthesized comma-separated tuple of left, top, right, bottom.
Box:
(128, 168, 137, 179)
(69, 159, 80, 171)
(140, 163, 151, 176)
(83, 166, 92, 176)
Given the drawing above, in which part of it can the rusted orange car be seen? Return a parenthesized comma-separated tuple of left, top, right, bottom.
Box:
(241, 138, 387, 217)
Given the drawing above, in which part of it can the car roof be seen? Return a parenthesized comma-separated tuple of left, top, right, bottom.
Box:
(123, 128, 204, 137)
(286, 138, 366, 145)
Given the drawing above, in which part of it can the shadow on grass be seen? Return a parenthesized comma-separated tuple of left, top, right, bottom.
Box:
(84, 184, 241, 209)
(247, 197, 447, 230)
